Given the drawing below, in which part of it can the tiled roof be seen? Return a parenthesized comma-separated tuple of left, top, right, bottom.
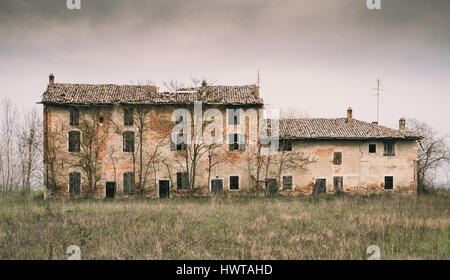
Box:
(266, 118, 421, 140)
(41, 83, 263, 106)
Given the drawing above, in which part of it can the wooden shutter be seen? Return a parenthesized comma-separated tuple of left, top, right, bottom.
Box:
(283, 176, 293, 190)
(333, 152, 342, 165)
(123, 173, 130, 194)
(70, 108, 79, 126)
(69, 131, 80, 152)
(239, 134, 246, 151)
(124, 108, 133, 126)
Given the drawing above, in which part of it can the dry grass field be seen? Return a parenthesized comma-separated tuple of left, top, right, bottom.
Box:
(0, 191, 448, 260)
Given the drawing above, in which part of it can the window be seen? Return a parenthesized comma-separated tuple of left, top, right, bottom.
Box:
(229, 133, 245, 151)
(384, 142, 395, 156)
(123, 131, 135, 152)
(68, 131, 80, 152)
(176, 172, 188, 190)
(278, 140, 292, 152)
(369, 144, 376, 153)
(70, 108, 79, 126)
(333, 176, 343, 192)
(384, 176, 393, 189)
(230, 176, 239, 190)
(123, 172, 135, 194)
(283, 176, 293, 191)
(69, 172, 81, 195)
(99, 116, 104, 124)
(171, 133, 187, 151)
(227, 109, 240, 125)
(124, 108, 133, 126)
(333, 152, 342, 165)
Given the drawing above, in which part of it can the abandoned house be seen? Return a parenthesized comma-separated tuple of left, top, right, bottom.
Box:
(40, 74, 421, 199)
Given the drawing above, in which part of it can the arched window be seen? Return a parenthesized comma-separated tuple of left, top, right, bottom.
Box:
(68, 130, 80, 152)
(123, 172, 135, 194)
(69, 172, 81, 195)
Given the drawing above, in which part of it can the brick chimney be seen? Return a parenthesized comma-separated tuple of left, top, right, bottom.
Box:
(399, 117, 406, 130)
(49, 73, 55, 87)
(347, 107, 353, 122)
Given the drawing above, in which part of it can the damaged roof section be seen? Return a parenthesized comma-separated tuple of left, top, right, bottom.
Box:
(266, 118, 421, 140)
(41, 83, 264, 106)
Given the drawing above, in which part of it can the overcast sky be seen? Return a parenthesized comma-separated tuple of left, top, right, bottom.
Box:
(0, 0, 449, 137)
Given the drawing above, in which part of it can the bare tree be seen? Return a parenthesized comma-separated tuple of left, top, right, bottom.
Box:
(17, 108, 43, 194)
(407, 119, 450, 194)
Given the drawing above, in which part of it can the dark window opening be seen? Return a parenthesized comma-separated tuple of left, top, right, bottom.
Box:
(369, 144, 376, 153)
(123, 172, 135, 194)
(228, 109, 240, 125)
(265, 179, 278, 196)
(384, 176, 393, 189)
(99, 116, 104, 124)
(333, 152, 342, 165)
(333, 176, 343, 192)
(69, 172, 81, 195)
(278, 140, 292, 152)
(229, 133, 245, 151)
(176, 172, 189, 190)
(283, 176, 293, 191)
(123, 131, 135, 152)
(384, 142, 395, 156)
(230, 176, 239, 190)
(211, 179, 223, 195)
(68, 130, 80, 152)
(171, 133, 187, 151)
(124, 108, 133, 126)
(70, 108, 79, 126)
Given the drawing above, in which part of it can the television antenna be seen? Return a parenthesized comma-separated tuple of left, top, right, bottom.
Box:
(372, 79, 387, 123)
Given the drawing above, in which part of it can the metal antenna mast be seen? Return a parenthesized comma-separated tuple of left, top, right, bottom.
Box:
(257, 69, 260, 87)
(372, 79, 387, 123)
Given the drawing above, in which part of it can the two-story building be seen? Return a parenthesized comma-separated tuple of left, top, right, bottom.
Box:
(40, 74, 421, 198)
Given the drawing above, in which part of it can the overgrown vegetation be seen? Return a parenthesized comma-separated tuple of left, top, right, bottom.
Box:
(0, 190, 448, 260)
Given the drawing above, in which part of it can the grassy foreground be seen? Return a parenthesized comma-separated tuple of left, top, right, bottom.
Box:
(0, 191, 448, 260)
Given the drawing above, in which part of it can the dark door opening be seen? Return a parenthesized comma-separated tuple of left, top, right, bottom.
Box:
(313, 179, 327, 195)
(159, 180, 170, 198)
(106, 182, 116, 198)
(211, 179, 223, 195)
(265, 178, 278, 196)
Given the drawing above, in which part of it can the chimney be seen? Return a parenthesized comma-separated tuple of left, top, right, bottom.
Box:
(201, 80, 207, 87)
(49, 73, 55, 87)
(399, 117, 406, 130)
(347, 107, 353, 122)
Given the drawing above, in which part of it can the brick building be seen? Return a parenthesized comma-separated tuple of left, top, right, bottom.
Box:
(41, 74, 421, 198)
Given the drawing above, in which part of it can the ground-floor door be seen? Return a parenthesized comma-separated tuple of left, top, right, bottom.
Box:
(313, 179, 327, 195)
(159, 180, 170, 198)
(106, 182, 116, 198)
(211, 179, 223, 195)
(265, 179, 278, 196)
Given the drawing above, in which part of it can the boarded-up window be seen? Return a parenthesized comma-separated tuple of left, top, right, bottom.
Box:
(124, 108, 133, 126)
(230, 176, 239, 190)
(70, 108, 79, 126)
(313, 179, 326, 195)
(228, 133, 245, 151)
(123, 131, 135, 152)
(283, 176, 293, 191)
(369, 144, 376, 153)
(384, 176, 393, 189)
(176, 172, 188, 190)
(171, 133, 187, 151)
(384, 142, 395, 156)
(333, 176, 343, 192)
(69, 172, 81, 195)
(123, 172, 135, 194)
(68, 131, 80, 152)
(227, 109, 240, 125)
(333, 152, 342, 165)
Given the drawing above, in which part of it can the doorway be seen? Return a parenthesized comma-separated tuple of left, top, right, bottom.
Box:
(106, 182, 116, 198)
(159, 180, 170, 198)
(211, 178, 223, 195)
(265, 178, 278, 196)
(313, 179, 327, 195)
